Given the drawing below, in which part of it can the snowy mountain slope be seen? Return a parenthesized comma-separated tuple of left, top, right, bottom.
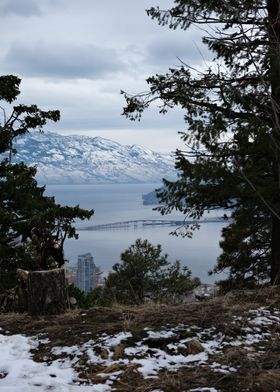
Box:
(11, 131, 176, 184)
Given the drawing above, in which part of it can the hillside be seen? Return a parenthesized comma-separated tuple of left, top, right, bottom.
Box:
(10, 131, 176, 184)
(1, 287, 280, 391)
(142, 189, 159, 205)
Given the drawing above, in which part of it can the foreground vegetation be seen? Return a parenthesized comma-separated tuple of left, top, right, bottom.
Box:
(1, 287, 280, 391)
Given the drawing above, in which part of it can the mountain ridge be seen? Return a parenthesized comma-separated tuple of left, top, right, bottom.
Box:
(10, 131, 176, 184)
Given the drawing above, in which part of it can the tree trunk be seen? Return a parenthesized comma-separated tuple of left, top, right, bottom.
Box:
(27, 268, 67, 316)
(268, 0, 280, 284)
(271, 215, 280, 284)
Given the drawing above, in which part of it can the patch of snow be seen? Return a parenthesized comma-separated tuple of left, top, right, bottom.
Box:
(124, 345, 149, 356)
(52, 345, 80, 356)
(250, 316, 277, 326)
(150, 390, 165, 392)
(0, 334, 103, 391)
(145, 330, 175, 339)
(132, 349, 208, 378)
(99, 332, 132, 347)
(210, 362, 237, 374)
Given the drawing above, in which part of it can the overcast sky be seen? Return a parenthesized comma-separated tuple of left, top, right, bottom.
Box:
(0, 0, 209, 152)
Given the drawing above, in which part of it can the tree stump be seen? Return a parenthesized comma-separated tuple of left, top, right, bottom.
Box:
(27, 268, 67, 316)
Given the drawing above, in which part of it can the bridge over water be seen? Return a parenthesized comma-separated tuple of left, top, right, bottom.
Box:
(79, 217, 227, 231)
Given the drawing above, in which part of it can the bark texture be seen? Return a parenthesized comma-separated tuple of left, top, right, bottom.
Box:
(268, 0, 280, 284)
(27, 268, 67, 316)
(0, 268, 67, 315)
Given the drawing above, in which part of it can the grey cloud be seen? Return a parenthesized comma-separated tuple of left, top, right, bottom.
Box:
(51, 100, 186, 133)
(5, 42, 125, 79)
(147, 37, 210, 67)
(0, 0, 42, 17)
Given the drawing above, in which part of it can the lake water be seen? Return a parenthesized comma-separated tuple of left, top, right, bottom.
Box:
(45, 183, 226, 283)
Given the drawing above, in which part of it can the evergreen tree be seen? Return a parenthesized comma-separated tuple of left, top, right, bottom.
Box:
(105, 239, 200, 304)
(0, 75, 93, 292)
(122, 1, 280, 286)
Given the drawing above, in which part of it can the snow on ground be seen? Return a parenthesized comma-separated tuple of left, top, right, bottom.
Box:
(0, 307, 279, 391)
(0, 334, 108, 392)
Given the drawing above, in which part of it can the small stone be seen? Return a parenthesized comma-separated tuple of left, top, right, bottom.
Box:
(100, 349, 109, 360)
(113, 344, 125, 360)
(187, 339, 204, 354)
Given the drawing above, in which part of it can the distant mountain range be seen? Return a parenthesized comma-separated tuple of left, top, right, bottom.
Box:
(10, 131, 176, 184)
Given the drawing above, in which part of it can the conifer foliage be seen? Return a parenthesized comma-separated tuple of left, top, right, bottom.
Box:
(0, 75, 93, 292)
(105, 239, 200, 304)
(122, 1, 280, 287)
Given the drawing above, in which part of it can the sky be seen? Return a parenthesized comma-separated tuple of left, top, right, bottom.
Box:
(0, 0, 209, 152)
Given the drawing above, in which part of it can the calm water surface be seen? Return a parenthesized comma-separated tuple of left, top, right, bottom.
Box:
(45, 184, 226, 283)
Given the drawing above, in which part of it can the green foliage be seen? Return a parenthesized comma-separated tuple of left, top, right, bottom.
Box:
(122, 1, 280, 286)
(0, 75, 60, 159)
(67, 284, 112, 308)
(105, 239, 200, 304)
(0, 75, 21, 103)
(211, 205, 271, 289)
(0, 76, 93, 292)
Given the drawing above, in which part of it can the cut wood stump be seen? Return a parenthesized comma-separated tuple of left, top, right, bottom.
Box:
(27, 268, 67, 316)
(0, 268, 67, 315)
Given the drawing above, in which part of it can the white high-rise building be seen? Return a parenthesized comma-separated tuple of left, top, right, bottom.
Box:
(76, 253, 95, 293)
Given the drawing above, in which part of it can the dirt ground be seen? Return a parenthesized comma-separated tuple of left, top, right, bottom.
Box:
(1, 287, 280, 391)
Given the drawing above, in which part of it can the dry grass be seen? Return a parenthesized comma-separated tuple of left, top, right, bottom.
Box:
(253, 369, 280, 391)
(2, 287, 280, 391)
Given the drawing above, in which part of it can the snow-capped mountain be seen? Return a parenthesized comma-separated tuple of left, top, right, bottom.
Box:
(11, 131, 176, 184)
